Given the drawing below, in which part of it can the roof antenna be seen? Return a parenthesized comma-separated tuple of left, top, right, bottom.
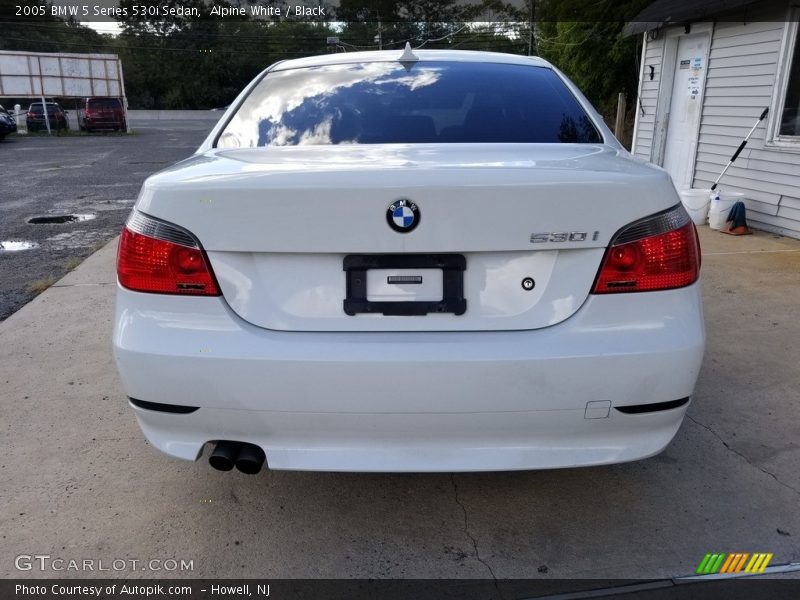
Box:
(398, 42, 419, 69)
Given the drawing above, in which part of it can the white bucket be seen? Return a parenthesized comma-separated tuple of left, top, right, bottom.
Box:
(680, 189, 712, 225)
(708, 192, 745, 230)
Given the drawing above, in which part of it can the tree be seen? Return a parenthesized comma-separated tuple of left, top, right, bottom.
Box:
(0, 0, 109, 53)
(334, 0, 502, 51)
(2, 0, 651, 116)
(535, 0, 650, 118)
(111, 0, 334, 108)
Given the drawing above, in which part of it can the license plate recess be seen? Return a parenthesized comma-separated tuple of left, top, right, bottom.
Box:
(343, 254, 466, 316)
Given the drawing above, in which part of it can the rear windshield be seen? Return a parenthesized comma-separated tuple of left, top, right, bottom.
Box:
(217, 61, 602, 147)
(88, 98, 121, 109)
(29, 104, 59, 114)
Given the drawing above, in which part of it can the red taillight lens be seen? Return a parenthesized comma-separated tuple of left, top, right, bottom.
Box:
(117, 226, 220, 296)
(592, 219, 700, 294)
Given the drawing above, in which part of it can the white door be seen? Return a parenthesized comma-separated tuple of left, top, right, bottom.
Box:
(662, 34, 708, 190)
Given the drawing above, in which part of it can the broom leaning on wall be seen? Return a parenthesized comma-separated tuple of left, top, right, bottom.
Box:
(710, 107, 769, 235)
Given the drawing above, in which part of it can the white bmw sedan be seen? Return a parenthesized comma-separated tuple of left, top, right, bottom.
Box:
(113, 49, 704, 474)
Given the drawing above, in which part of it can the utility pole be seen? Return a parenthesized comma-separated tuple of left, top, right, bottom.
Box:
(374, 19, 383, 50)
(528, 0, 536, 56)
(615, 93, 626, 140)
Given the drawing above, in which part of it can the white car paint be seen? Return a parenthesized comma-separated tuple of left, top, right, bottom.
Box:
(113, 50, 705, 472)
(135, 144, 678, 332)
(114, 284, 703, 471)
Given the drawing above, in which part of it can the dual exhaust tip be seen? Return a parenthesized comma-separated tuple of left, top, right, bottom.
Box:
(208, 441, 266, 475)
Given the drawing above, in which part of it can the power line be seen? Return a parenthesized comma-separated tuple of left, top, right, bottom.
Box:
(0, 21, 335, 42)
(0, 21, 529, 56)
(0, 35, 317, 55)
(414, 24, 468, 49)
(0, 20, 527, 42)
(0, 31, 527, 52)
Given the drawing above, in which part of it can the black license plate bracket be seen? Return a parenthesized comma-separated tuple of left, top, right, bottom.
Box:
(343, 254, 466, 316)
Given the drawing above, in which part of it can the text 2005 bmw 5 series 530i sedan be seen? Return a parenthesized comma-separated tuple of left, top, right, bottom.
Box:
(112, 48, 704, 474)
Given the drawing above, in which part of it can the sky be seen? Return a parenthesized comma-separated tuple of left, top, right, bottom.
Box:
(82, 21, 123, 35)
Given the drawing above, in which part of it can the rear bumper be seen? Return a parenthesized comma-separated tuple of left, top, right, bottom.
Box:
(83, 117, 125, 129)
(27, 118, 66, 129)
(113, 283, 705, 471)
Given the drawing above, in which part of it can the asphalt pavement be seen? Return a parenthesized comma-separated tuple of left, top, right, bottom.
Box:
(0, 119, 216, 321)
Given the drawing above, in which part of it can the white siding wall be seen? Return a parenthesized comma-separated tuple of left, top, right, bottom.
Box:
(630, 0, 800, 238)
(632, 34, 665, 161)
(692, 11, 800, 238)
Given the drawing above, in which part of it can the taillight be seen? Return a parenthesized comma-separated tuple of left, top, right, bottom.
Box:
(592, 205, 700, 294)
(117, 211, 220, 296)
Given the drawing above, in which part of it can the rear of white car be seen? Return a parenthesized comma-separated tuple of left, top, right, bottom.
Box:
(112, 50, 704, 473)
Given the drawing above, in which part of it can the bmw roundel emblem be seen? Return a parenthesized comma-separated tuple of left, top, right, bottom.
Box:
(387, 199, 420, 233)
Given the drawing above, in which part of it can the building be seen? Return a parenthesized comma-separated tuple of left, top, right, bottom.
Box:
(626, 0, 800, 238)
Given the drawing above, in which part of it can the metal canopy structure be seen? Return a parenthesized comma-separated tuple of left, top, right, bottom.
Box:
(0, 49, 125, 98)
(0, 49, 129, 134)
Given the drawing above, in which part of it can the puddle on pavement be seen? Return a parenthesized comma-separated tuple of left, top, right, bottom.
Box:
(27, 214, 96, 224)
(0, 240, 39, 252)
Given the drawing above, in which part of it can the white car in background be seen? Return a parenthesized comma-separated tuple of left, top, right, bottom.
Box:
(113, 48, 704, 474)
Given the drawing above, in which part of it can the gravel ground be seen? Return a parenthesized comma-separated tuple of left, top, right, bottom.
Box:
(0, 120, 215, 321)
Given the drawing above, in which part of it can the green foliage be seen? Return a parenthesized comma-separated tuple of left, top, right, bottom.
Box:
(334, 0, 525, 51)
(0, 0, 108, 52)
(536, 0, 650, 116)
(109, 19, 334, 108)
(1, 0, 649, 116)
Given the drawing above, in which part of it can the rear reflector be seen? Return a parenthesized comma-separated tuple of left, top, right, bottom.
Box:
(117, 211, 220, 296)
(592, 205, 700, 294)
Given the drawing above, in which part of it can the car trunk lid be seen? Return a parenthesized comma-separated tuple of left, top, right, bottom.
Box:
(136, 144, 678, 332)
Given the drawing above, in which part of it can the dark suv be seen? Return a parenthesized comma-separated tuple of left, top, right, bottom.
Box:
(0, 104, 17, 140)
(80, 97, 126, 132)
(26, 102, 69, 132)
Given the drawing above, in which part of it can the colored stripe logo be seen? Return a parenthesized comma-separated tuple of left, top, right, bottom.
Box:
(696, 552, 773, 574)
